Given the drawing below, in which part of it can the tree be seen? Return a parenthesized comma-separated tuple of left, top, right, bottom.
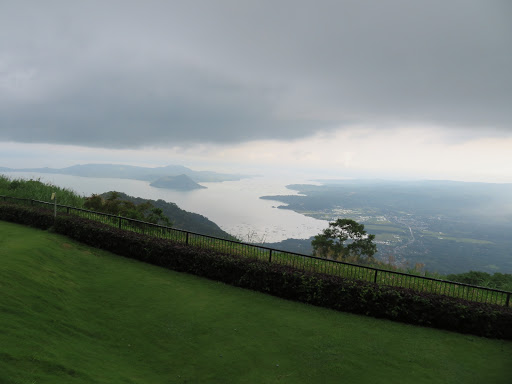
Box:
(84, 191, 172, 226)
(311, 218, 377, 262)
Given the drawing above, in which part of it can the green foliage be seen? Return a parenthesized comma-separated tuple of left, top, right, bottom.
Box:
(312, 218, 377, 262)
(84, 191, 171, 226)
(0, 175, 236, 239)
(0, 174, 84, 207)
(52, 213, 512, 339)
(103, 191, 235, 239)
(0, 203, 55, 229)
(2, 202, 508, 339)
(3, 220, 512, 384)
(447, 271, 512, 291)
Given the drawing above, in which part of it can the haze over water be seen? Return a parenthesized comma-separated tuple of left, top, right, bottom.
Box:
(2, 172, 327, 243)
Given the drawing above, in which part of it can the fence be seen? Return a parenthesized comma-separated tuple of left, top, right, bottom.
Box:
(1, 194, 511, 307)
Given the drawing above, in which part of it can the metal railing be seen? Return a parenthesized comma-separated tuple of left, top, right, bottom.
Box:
(1, 194, 511, 307)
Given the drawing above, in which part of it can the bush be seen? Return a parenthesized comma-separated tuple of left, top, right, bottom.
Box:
(2, 203, 511, 340)
(0, 203, 55, 229)
(0, 175, 84, 207)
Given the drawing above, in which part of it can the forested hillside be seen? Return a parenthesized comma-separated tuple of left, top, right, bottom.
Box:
(0, 175, 234, 240)
(100, 191, 234, 239)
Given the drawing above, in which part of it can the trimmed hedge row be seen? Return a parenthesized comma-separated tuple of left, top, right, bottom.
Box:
(2, 202, 511, 340)
(0, 202, 56, 229)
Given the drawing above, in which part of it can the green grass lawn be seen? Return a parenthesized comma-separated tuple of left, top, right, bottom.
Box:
(1, 221, 511, 384)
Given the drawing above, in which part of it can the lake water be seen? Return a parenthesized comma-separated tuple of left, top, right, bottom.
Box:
(2, 172, 328, 243)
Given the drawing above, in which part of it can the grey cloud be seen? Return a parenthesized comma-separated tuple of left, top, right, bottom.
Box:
(1, 0, 511, 148)
(0, 64, 335, 147)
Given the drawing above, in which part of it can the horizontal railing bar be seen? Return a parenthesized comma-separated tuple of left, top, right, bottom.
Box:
(1, 194, 510, 299)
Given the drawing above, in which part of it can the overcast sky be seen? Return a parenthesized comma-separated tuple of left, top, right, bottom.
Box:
(1, 1, 511, 182)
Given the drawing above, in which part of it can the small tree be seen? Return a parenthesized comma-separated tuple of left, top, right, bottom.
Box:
(311, 218, 377, 262)
(84, 192, 171, 226)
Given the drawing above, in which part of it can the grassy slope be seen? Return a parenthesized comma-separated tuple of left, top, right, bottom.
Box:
(1, 221, 511, 384)
(0, 175, 84, 207)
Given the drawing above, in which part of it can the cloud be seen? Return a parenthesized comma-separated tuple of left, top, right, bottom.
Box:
(1, 0, 511, 148)
(0, 63, 331, 147)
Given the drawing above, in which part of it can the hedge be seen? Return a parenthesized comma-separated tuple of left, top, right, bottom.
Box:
(1, 202, 511, 340)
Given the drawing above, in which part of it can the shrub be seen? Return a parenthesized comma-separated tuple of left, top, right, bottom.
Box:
(0, 203, 55, 229)
(0, 175, 84, 207)
(2, 203, 511, 340)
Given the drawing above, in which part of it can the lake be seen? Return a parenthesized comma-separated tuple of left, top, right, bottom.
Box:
(2, 172, 328, 243)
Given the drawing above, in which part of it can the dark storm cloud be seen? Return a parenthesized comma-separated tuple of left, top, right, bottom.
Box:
(0, 64, 331, 147)
(1, 0, 511, 148)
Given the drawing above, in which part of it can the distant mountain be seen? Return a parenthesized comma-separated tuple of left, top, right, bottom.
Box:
(150, 174, 207, 191)
(1, 163, 249, 183)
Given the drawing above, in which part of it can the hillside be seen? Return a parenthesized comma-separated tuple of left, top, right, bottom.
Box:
(101, 191, 235, 239)
(0, 175, 235, 240)
(1, 221, 511, 383)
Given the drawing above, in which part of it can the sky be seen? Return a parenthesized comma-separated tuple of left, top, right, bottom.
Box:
(1, 0, 511, 182)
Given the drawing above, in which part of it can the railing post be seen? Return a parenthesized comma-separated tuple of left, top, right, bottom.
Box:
(7, 192, 512, 308)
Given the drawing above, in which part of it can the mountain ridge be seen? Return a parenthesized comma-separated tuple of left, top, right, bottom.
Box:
(0, 163, 249, 183)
